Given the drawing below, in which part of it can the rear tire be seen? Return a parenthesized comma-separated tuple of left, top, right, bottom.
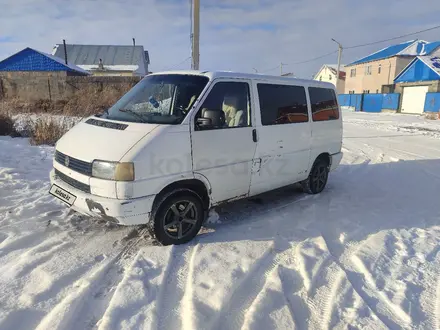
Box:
(301, 159, 329, 194)
(150, 190, 204, 245)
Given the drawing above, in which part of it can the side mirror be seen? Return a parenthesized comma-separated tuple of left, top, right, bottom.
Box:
(196, 117, 213, 128)
(198, 109, 225, 130)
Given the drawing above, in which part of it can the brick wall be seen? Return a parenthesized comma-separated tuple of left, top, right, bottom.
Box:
(0, 71, 141, 102)
(394, 81, 440, 93)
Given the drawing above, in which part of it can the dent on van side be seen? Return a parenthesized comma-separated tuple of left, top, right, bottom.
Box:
(49, 71, 343, 245)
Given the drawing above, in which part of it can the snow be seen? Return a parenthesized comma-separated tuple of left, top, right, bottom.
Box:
(78, 65, 139, 72)
(1, 111, 440, 329)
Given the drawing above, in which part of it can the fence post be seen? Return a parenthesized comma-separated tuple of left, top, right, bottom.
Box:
(47, 78, 52, 102)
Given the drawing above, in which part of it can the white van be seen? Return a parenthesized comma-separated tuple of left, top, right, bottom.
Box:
(49, 71, 343, 245)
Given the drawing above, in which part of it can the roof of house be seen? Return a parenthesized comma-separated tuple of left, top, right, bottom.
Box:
(52, 44, 150, 74)
(314, 64, 346, 80)
(0, 47, 89, 74)
(348, 40, 440, 66)
(394, 49, 440, 83)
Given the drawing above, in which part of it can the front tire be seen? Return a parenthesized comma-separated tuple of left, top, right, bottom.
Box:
(302, 159, 329, 194)
(151, 191, 204, 245)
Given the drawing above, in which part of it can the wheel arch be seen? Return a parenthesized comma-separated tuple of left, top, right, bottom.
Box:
(314, 152, 331, 168)
(152, 178, 211, 213)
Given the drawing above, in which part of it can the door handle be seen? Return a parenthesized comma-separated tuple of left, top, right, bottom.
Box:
(252, 129, 258, 142)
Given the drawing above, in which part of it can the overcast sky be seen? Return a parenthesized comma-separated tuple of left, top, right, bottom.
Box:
(1, 0, 440, 78)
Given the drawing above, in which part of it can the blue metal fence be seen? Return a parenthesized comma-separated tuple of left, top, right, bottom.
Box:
(424, 93, 440, 112)
(339, 93, 400, 112)
(362, 94, 383, 112)
(381, 93, 400, 110)
(338, 94, 362, 111)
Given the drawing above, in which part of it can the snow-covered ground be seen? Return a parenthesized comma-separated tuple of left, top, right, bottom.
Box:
(1, 111, 440, 330)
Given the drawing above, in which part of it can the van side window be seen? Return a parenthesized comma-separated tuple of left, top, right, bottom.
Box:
(257, 84, 308, 125)
(195, 82, 251, 130)
(308, 87, 339, 121)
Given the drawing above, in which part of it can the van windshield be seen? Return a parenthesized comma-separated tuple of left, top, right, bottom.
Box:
(101, 74, 209, 124)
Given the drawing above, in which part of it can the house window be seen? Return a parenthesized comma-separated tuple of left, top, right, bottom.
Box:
(329, 75, 332, 81)
(363, 90, 370, 94)
(350, 68, 356, 77)
(365, 65, 372, 76)
(319, 76, 322, 81)
(378, 64, 382, 74)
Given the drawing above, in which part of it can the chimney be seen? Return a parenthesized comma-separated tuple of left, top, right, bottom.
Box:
(132, 38, 136, 46)
(63, 39, 68, 65)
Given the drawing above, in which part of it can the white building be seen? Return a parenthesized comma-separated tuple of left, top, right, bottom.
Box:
(313, 64, 346, 94)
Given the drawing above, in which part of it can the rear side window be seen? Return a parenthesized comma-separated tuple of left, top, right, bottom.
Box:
(308, 87, 339, 121)
(257, 84, 308, 125)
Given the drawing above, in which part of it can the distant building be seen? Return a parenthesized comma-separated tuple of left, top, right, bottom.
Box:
(393, 48, 440, 114)
(313, 64, 346, 94)
(0, 47, 88, 102)
(344, 40, 440, 94)
(52, 44, 150, 76)
(0, 47, 88, 76)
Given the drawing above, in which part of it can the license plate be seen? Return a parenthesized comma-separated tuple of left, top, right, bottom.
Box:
(50, 184, 77, 206)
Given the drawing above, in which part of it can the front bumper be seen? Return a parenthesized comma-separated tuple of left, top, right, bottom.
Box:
(330, 152, 343, 171)
(49, 169, 155, 226)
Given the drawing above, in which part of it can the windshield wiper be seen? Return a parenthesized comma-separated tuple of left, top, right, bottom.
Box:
(119, 108, 148, 123)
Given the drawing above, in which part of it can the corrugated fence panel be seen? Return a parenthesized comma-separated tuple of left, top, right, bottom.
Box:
(362, 94, 383, 112)
(381, 93, 400, 110)
(424, 93, 440, 112)
(338, 94, 362, 111)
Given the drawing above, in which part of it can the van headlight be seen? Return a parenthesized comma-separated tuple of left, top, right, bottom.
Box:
(92, 161, 135, 181)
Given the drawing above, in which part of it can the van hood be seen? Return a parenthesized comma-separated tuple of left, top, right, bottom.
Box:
(55, 117, 159, 162)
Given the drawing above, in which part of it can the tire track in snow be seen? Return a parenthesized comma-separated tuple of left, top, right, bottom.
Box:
(436, 274, 440, 330)
(0, 231, 46, 258)
(294, 242, 311, 292)
(155, 243, 197, 330)
(351, 255, 412, 327)
(321, 234, 410, 329)
(0, 238, 73, 280)
(34, 231, 149, 330)
(181, 244, 199, 330)
(209, 240, 293, 330)
(320, 267, 345, 330)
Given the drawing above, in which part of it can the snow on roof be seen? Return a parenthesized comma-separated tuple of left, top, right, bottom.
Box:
(394, 47, 440, 82)
(78, 64, 139, 72)
(348, 40, 440, 66)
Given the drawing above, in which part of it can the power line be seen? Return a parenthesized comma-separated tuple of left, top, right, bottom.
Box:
(162, 57, 191, 71)
(261, 65, 280, 73)
(256, 24, 440, 74)
(291, 50, 338, 65)
(259, 49, 338, 73)
(345, 24, 440, 49)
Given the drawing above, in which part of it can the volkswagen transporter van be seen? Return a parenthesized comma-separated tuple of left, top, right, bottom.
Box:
(49, 71, 343, 245)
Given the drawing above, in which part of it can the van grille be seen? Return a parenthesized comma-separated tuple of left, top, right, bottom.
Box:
(55, 151, 92, 176)
(55, 169, 91, 194)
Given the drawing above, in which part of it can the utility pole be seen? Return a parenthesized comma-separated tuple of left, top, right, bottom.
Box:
(331, 38, 343, 92)
(191, 0, 200, 70)
(280, 62, 287, 76)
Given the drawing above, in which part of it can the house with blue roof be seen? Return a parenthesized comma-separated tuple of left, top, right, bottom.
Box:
(0, 47, 89, 102)
(0, 47, 89, 75)
(344, 40, 440, 95)
(392, 49, 440, 114)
